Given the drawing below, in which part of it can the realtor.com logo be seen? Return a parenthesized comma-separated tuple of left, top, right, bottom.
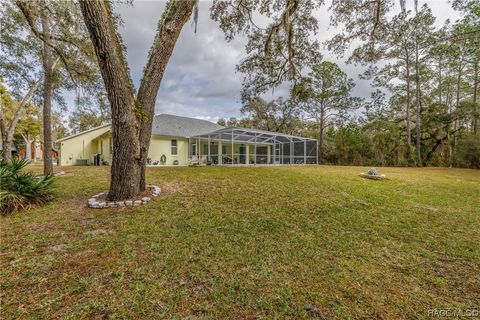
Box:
(428, 308, 479, 318)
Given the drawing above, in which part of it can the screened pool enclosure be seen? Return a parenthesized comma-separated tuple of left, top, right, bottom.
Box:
(189, 127, 318, 165)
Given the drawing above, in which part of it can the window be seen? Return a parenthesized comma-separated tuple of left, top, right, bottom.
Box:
(171, 139, 177, 155)
(100, 141, 103, 154)
(109, 137, 113, 154)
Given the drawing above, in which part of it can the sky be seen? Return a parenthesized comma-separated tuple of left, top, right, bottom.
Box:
(104, 0, 460, 123)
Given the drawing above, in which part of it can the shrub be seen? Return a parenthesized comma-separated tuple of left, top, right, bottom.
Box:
(456, 134, 480, 169)
(0, 158, 54, 214)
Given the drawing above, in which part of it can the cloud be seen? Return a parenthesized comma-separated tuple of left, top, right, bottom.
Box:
(81, 0, 460, 122)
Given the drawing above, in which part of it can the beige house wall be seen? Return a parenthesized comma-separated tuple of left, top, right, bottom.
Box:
(148, 135, 189, 165)
(97, 135, 113, 165)
(58, 125, 111, 166)
(59, 128, 189, 166)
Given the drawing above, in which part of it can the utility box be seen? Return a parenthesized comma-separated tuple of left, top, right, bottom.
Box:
(75, 159, 88, 166)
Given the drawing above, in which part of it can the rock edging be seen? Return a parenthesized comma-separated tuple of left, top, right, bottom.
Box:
(87, 185, 161, 209)
(359, 173, 386, 180)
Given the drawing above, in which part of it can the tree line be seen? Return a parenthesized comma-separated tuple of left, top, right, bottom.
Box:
(220, 1, 479, 168)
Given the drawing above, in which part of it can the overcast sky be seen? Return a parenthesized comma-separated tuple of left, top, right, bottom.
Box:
(106, 0, 460, 123)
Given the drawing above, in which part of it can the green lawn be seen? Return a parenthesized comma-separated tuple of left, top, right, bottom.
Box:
(1, 165, 479, 319)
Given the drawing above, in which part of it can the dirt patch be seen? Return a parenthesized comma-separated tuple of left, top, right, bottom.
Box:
(158, 181, 184, 196)
(84, 229, 110, 236)
(47, 244, 70, 252)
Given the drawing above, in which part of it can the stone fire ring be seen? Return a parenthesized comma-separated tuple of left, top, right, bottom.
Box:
(87, 185, 161, 209)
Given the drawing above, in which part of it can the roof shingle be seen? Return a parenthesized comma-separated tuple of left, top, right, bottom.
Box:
(152, 114, 224, 137)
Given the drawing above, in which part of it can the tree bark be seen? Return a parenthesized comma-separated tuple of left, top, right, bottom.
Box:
(318, 106, 325, 163)
(449, 53, 464, 166)
(438, 58, 442, 106)
(80, 0, 141, 200)
(414, 31, 422, 166)
(33, 137, 37, 161)
(405, 45, 412, 165)
(137, 0, 196, 191)
(473, 60, 478, 134)
(40, 0, 53, 176)
(0, 110, 11, 162)
(1, 140, 13, 163)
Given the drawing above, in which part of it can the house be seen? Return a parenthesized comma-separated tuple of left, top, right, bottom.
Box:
(56, 114, 318, 166)
(18, 140, 58, 162)
(1, 139, 58, 162)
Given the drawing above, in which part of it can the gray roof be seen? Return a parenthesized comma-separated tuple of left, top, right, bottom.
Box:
(152, 114, 224, 137)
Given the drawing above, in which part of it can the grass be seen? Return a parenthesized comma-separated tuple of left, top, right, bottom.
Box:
(1, 165, 479, 319)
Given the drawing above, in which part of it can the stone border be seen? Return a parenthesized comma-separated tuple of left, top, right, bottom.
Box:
(359, 173, 386, 180)
(87, 185, 161, 209)
(36, 171, 66, 179)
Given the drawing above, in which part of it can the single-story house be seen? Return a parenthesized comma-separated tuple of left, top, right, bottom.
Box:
(56, 114, 318, 166)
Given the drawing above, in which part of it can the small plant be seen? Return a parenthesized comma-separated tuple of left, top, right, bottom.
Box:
(160, 154, 167, 165)
(0, 158, 54, 214)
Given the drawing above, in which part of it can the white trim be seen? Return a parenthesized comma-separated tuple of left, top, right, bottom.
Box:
(56, 124, 111, 143)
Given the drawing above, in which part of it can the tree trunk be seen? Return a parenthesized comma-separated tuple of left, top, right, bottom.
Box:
(2, 138, 13, 162)
(405, 47, 412, 165)
(438, 58, 442, 106)
(80, 0, 141, 200)
(414, 32, 421, 166)
(0, 111, 11, 162)
(473, 60, 478, 134)
(451, 54, 463, 166)
(137, 0, 196, 191)
(22, 133, 33, 161)
(318, 107, 325, 163)
(33, 137, 37, 161)
(40, 1, 53, 176)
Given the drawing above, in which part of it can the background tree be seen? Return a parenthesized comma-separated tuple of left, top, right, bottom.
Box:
(1, 0, 99, 175)
(68, 84, 111, 134)
(0, 78, 42, 161)
(295, 61, 362, 163)
(14, 105, 42, 161)
(211, 0, 323, 102)
(240, 97, 301, 134)
(0, 2, 43, 163)
(0, 79, 15, 159)
(452, 0, 480, 134)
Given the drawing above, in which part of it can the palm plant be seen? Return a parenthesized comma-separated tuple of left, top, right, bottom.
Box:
(0, 158, 54, 214)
